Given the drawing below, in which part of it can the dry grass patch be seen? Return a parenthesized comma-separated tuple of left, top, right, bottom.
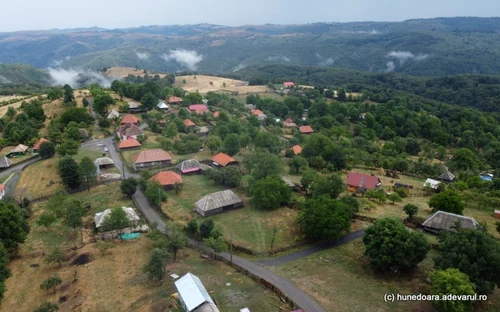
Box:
(0, 95, 38, 117)
(174, 75, 270, 94)
(105, 66, 167, 79)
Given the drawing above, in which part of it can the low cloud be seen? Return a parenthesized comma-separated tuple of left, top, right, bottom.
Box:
(387, 51, 429, 64)
(0, 75, 12, 83)
(321, 58, 334, 66)
(47, 68, 114, 88)
(386, 61, 395, 72)
(161, 49, 203, 70)
(135, 51, 150, 60)
(232, 63, 247, 72)
(267, 55, 291, 62)
(341, 29, 380, 35)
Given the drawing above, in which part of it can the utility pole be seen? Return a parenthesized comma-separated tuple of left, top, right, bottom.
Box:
(122, 163, 125, 179)
(230, 234, 233, 264)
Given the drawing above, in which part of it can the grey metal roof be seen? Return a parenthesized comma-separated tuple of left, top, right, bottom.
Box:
(128, 101, 140, 108)
(195, 190, 242, 212)
(175, 273, 215, 312)
(194, 303, 220, 312)
(94, 207, 139, 228)
(197, 126, 209, 134)
(94, 157, 114, 166)
(107, 109, 120, 119)
(422, 211, 480, 231)
(438, 171, 455, 181)
(0, 156, 13, 168)
(176, 159, 201, 171)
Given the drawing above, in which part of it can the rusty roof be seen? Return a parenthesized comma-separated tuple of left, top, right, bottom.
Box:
(211, 153, 237, 167)
(132, 149, 172, 164)
(151, 171, 183, 186)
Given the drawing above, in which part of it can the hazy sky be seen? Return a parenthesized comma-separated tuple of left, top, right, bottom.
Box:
(1, 0, 499, 31)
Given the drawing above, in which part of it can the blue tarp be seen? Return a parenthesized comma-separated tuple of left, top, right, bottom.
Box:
(120, 233, 141, 240)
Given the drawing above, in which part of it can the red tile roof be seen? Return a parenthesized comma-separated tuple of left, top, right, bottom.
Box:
(121, 114, 140, 125)
(150, 171, 183, 186)
(188, 104, 209, 113)
(251, 109, 264, 116)
(346, 172, 381, 189)
(184, 119, 196, 127)
(167, 96, 183, 103)
(284, 118, 293, 124)
(0, 184, 5, 191)
(291, 145, 302, 155)
(213, 111, 220, 117)
(284, 82, 295, 87)
(299, 125, 314, 134)
(132, 149, 172, 164)
(33, 138, 49, 150)
(118, 139, 141, 149)
(211, 153, 237, 167)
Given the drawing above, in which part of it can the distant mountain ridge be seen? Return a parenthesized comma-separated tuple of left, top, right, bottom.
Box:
(1, 17, 500, 76)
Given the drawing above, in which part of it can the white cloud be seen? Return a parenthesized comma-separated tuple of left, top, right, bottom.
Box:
(47, 68, 114, 88)
(387, 51, 429, 64)
(386, 61, 395, 72)
(135, 51, 149, 60)
(232, 63, 247, 72)
(0, 75, 12, 83)
(414, 53, 429, 61)
(267, 55, 291, 62)
(321, 58, 334, 66)
(161, 49, 203, 70)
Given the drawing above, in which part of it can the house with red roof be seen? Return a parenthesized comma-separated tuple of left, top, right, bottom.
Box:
(184, 119, 196, 128)
(116, 123, 144, 141)
(188, 104, 209, 114)
(251, 109, 265, 116)
(120, 114, 140, 125)
(118, 139, 141, 150)
(299, 125, 314, 134)
(283, 118, 296, 128)
(346, 172, 382, 193)
(211, 153, 238, 168)
(150, 171, 183, 190)
(32, 138, 50, 154)
(213, 111, 220, 118)
(167, 96, 183, 104)
(132, 149, 172, 170)
(284, 82, 295, 88)
(291, 145, 302, 155)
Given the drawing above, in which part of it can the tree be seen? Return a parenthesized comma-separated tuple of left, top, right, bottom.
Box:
(449, 148, 478, 171)
(63, 198, 84, 230)
(339, 195, 360, 218)
(101, 207, 130, 232)
(63, 122, 82, 141)
(39, 141, 56, 159)
(298, 196, 351, 241)
(145, 181, 168, 207)
(45, 247, 65, 268)
(363, 218, 430, 273)
(206, 136, 222, 155)
(167, 227, 188, 260)
(0, 243, 12, 302)
(429, 189, 465, 215)
(57, 140, 80, 157)
(37, 213, 57, 229)
(394, 187, 409, 198)
(203, 236, 227, 253)
(47, 88, 63, 101)
(403, 204, 419, 221)
(310, 174, 344, 199)
(244, 150, 283, 180)
(143, 248, 171, 284)
(430, 268, 476, 312)
(141, 92, 158, 111)
(205, 166, 242, 188)
(435, 228, 500, 295)
(95, 241, 115, 256)
(0, 201, 28, 250)
(199, 219, 215, 239)
(300, 170, 318, 195)
(223, 134, 240, 156)
(186, 219, 198, 235)
(388, 192, 402, 204)
(34, 302, 59, 312)
(120, 178, 138, 197)
(79, 157, 97, 191)
(250, 175, 291, 210)
(496, 221, 500, 235)
(289, 155, 308, 174)
(254, 132, 282, 154)
(165, 123, 177, 138)
(40, 276, 62, 294)
(93, 93, 114, 114)
(63, 84, 74, 104)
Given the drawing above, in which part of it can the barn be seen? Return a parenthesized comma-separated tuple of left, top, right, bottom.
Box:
(346, 172, 382, 193)
(195, 189, 243, 217)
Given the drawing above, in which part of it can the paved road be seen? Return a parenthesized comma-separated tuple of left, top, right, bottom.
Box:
(257, 230, 366, 266)
(97, 137, 325, 312)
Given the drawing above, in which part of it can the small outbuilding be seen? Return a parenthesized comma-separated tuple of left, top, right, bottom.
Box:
(128, 101, 142, 113)
(174, 272, 220, 312)
(423, 178, 441, 190)
(175, 159, 211, 175)
(8, 144, 28, 157)
(211, 153, 238, 168)
(32, 138, 50, 154)
(438, 171, 455, 182)
(167, 96, 183, 104)
(118, 139, 141, 150)
(107, 109, 120, 119)
(283, 118, 296, 128)
(157, 101, 169, 110)
(195, 189, 243, 217)
(94, 157, 115, 174)
(299, 125, 314, 134)
(150, 171, 183, 190)
(184, 119, 196, 128)
(121, 114, 140, 125)
(291, 145, 302, 155)
(0, 156, 13, 169)
(422, 211, 481, 234)
(196, 126, 209, 137)
(94, 207, 140, 231)
(132, 149, 172, 170)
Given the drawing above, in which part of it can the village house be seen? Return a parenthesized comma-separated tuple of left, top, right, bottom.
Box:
(118, 139, 141, 150)
(195, 189, 243, 217)
(437, 163, 455, 182)
(250, 109, 267, 121)
(196, 126, 209, 137)
(0, 184, 5, 200)
(121, 114, 140, 126)
(283, 82, 295, 88)
(211, 152, 238, 168)
(291, 145, 302, 155)
(157, 101, 169, 111)
(188, 104, 209, 115)
(283, 118, 297, 128)
(422, 211, 481, 234)
(184, 119, 196, 128)
(128, 101, 142, 113)
(346, 171, 382, 193)
(299, 125, 314, 134)
(174, 273, 220, 312)
(132, 149, 172, 170)
(107, 109, 120, 119)
(116, 123, 144, 141)
(150, 171, 183, 190)
(0, 156, 13, 169)
(8, 144, 28, 157)
(94, 157, 115, 174)
(175, 159, 211, 175)
(94, 207, 140, 232)
(167, 96, 183, 105)
(32, 138, 49, 154)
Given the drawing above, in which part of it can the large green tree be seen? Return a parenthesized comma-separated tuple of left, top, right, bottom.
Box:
(79, 157, 97, 191)
(430, 268, 476, 312)
(429, 189, 465, 215)
(57, 140, 80, 157)
(206, 136, 222, 155)
(58, 157, 81, 189)
(250, 175, 291, 210)
(141, 92, 158, 111)
(93, 93, 115, 115)
(244, 149, 283, 180)
(363, 218, 430, 273)
(63, 84, 74, 104)
(254, 132, 282, 154)
(39, 141, 56, 159)
(310, 174, 345, 199)
(449, 148, 478, 171)
(0, 243, 12, 302)
(434, 228, 500, 295)
(223, 134, 240, 156)
(143, 248, 171, 284)
(0, 201, 28, 250)
(120, 178, 138, 197)
(298, 196, 351, 241)
(101, 207, 131, 232)
(145, 181, 168, 206)
(166, 227, 188, 261)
